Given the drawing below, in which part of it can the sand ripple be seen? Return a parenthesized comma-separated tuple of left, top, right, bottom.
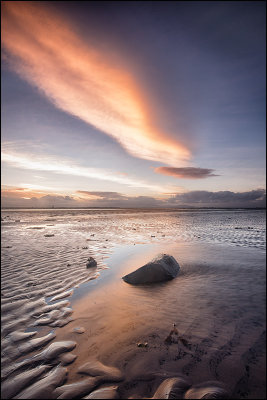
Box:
(13, 366, 68, 399)
(1, 209, 265, 398)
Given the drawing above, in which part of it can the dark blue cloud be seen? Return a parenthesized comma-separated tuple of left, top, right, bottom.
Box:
(2, 189, 265, 209)
(169, 189, 266, 208)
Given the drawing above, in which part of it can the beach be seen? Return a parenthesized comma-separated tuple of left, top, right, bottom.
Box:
(1, 208, 266, 399)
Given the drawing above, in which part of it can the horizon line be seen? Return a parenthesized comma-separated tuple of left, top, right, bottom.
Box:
(1, 207, 266, 210)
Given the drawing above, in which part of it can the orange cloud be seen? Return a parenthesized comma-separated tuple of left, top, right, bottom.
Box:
(1, 1, 190, 165)
(155, 166, 218, 179)
(1, 186, 47, 199)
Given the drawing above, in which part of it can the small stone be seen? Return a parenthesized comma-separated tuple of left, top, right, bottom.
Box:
(86, 257, 97, 268)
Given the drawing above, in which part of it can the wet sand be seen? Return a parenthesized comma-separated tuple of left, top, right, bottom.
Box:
(47, 242, 266, 399)
(1, 209, 266, 398)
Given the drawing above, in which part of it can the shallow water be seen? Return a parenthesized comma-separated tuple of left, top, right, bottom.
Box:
(52, 240, 266, 399)
(1, 208, 266, 250)
(1, 208, 266, 398)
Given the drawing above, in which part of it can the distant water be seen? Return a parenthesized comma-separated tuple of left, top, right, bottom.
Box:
(1, 208, 266, 250)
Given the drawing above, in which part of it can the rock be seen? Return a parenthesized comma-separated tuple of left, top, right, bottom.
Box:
(122, 254, 180, 285)
(86, 257, 97, 268)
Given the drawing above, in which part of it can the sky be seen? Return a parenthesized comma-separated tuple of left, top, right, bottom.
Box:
(1, 1, 266, 208)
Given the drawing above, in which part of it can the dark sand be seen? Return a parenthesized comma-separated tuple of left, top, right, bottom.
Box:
(50, 241, 266, 399)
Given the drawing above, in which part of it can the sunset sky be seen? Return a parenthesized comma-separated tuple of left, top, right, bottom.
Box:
(1, 1, 266, 208)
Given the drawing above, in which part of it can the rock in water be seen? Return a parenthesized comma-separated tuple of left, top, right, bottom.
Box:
(86, 257, 97, 268)
(122, 254, 180, 285)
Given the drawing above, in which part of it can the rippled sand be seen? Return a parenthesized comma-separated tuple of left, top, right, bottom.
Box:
(1, 209, 266, 399)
